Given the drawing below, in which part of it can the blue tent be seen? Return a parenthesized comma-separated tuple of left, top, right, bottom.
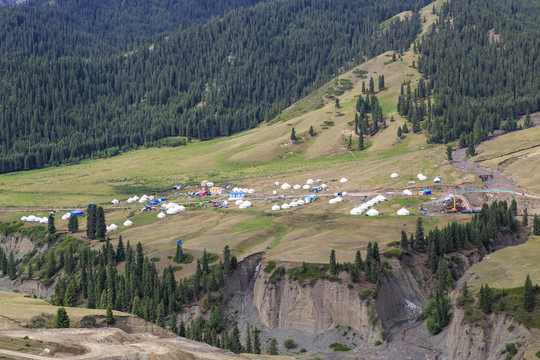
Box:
(159, 198, 166, 202)
(71, 211, 84, 216)
(177, 240, 182, 244)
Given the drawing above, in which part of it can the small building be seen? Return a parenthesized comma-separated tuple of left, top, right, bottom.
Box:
(195, 190, 208, 197)
(201, 180, 214, 187)
(229, 191, 245, 199)
(304, 194, 318, 203)
(209, 187, 227, 195)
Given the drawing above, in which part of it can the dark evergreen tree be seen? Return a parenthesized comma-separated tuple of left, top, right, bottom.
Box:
(524, 274, 535, 312)
(534, 214, 540, 236)
(290, 128, 298, 141)
(446, 145, 453, 161)
(48, 214, 56, 234)
(329, 249, 337, 274)
(252, 327, 261, 354)
(106, 306, 116, 325)
(54, 307, 70, 328)
(86, 205, 96, 240)
(95, 207, 106, 241)
(68, 215, 79, 233)
(415, 217, 426, 252)
(116, 236, 125, 262)
(268, 338, 278, 355)
(522, 208, 528, 227)
(401, 230, 409, 250)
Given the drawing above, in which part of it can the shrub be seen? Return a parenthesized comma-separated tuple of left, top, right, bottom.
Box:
(264, 260, 276, 274)
(382, 248, 403, 259)
(380, 329, 387, 341)
(284, 338, 296, 349)
(329, 342, 351, 351)
(269, 266, 285, 283)
(374, 340, 382, 346)
(535, 350, 540, 358)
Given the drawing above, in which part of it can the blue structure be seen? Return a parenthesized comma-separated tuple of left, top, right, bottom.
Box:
(304, 194, 318, 203)
(177, 240, 182, 244)
(230, 191, 245, 199)
(159, 198, 166, 202)
(71, 211, 84, 216)
(420, 190, 432, 195)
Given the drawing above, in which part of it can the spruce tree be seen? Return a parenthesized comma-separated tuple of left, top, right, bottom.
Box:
(290, 128, 297, 141)
(169, 314, 178, 334)
(252, 327, 261, 354)
(397, 126, 402, 138)
(335, 98, 340, 108)
(68, 214, 78, 233)
(174, 243, 185, 263)
(522, 208, 528, 227)
(446, 145, 453, 161)
(534, 214, 540, 235)
(54, 307, 70, 328)
(245, 323, 252, 353)
(358, 128, 364, 150)
(268, 338, 278, 355)
(156, 302, 165, 328)
(95, 206, 106, 241)
(179, 319, 186, 337)
(523, 110, 532, 128)
(329, 249, 337, 274)
(223, 245, 232, 274)
(230, 325, 242, 354)
(402, 123, 409, 133)
(401, 230, 408, 250)
(415, 217, 426, 252)
(309, 125, 316, 137)
(48, 214, 56, 234)
(510, 199, 518, 217)
(64, 282, 77, 307)
(524, 274, 535, 312)
(369, 77, 375, 94)
(116, 236, 125, 262)
(106, 306, 115, 325)
(86, 204, 96, 239)
(355, 250, 363, 271)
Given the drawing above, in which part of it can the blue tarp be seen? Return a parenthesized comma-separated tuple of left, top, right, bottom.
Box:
(421, 190, 432, 195)
(71, 211, 83, 216)
(159, 198, 166, 202)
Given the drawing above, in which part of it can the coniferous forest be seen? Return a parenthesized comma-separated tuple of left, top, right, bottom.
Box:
(417, 0, 540, 144)
(0, 0, 428, 173)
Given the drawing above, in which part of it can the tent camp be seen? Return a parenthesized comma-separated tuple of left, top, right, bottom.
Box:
(290, 201, 298, 207)
(390, 173, 399, 178)
(124, 220, 133, 226)
(397, 208, 411, 216)
(367, 208, 380, 216)
(274, 182, 280, 186)
(20, 216, 27, 221)
(166, 208, 178, 215)
(321, 184, 328, 189)
(350, 207, 363, 215)
(402, 189, 413, 196)
(329, 198, 338, 204)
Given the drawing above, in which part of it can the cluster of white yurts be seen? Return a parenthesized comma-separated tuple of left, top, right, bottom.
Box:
(271, 198, 307, 211)
(230, 187, 256, 194)
(235, 199, 252, 209)
(126, 195, 156, 203)
(349, 194, 387, 216)
(20, 215, 49, 224)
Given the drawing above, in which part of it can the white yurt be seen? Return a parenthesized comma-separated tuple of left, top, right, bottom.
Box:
(417, 174, 428, 181)
(281, 183, 291, 190)
(223, 201, 229, 206)
(138, 198, 147, 203)
(390, 173, 399, 178)
(242, 188, 249, 193)
(321, 184, 328, 189)
(248, 189, 255, 194)
(375, 194, 387, 202)
(290, 201, 298, 207)
(271, 204, 280, 211)
(33, 217, 42, 223)
(132, 196, 140, 201)
(273, 190, 277, 195)
(367, 208, 380, 216)
(242, 201, 252, 207)
(235, 199, 244, 206)
(397, 208, 411, 216)
(340, 178, 348, 183)
(402, 189, 413, 196)
(124, 220, 133, 226)
(281, 203, 291, 209)
(157, 212, 166, 219)
(307, 179, 315, 185)
(149, 196, 155, 201)
(274, 182, 280, 186)
(106, 226, 112, 233)
(350, 207, 362, 215)
(21, 216, 28, 221)
(239, 203, 249, 209)
(329, 198, 338, 204)
(303, 185, 311, 190)
(342, 191, 348, 196)
(27, 215, 37, 222)
(127, 198, 135, 203)
(434, 177, 442, 183)
(112, 199, 119, 205)
(61, 214, 70, 220)
(335, 196, 343, 202)
(109, 224, 118, 230)
(293, 184, 302, 190)
(178, 205, 186, 212)
(40, 217, 48, 224)
(297, 199, 305, 205)
(166, 208, 178, 215)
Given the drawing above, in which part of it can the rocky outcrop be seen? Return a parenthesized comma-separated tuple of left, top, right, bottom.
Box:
(252, 269, 381, 342)
(443, 309, 531, 360)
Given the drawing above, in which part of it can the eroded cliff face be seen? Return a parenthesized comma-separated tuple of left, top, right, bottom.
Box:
(252, 270, 381, 342)
(443, 309, 531, 360)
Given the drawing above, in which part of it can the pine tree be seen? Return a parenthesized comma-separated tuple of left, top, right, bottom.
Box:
(54, 307, 70, 328)
(402, 123, 409, 133)
(467, 143, 476, 157)
(68, 214, 78, 233)
(523, 110, 532, 128)
(479, 284, 492, 314)
(179, 319, 186, 337)
(362, 81, 366, 93)
(209, 305, 223, 332)
(106, 306, 115, 325)
(378, 75, 385, 91)
(369, 77, 375, 94)
(230, 325, 242, 354)
(116, 236, 125, 262)
(335, 98, 340, 108)
(522, 208, 528, 227)
(347, 135, 352, 150)
(397, 126, 402, 138)
(309, 125, 316, 137)
(223, 245, 232, 274)
(268, 338, 278, 355)
(329, 249, 337, 274)
(48, 214, 56, 234)
(174, 243, 185, 263)
(290, 128, 297, 141)
(64, 282, 77, 307)
(510, 199, 518, 217)
(156, 302, 165, 328)
(524, 274, 535, 312)
(358, 128, 364, 150)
